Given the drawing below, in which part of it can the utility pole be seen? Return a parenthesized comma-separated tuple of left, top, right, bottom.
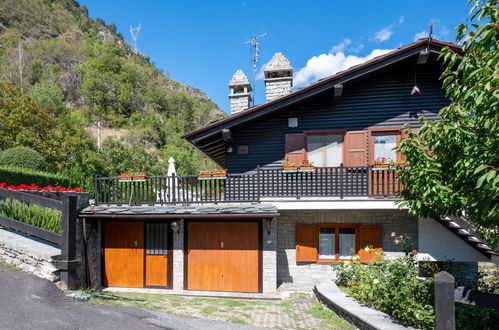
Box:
(243, 32, 267, 105)
(130, 23, 142, 52)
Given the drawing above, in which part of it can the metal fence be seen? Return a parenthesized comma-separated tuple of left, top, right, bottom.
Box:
(95, 165, 402, 205)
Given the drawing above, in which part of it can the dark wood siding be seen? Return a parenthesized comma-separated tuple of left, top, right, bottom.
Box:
(226, 59, 449, 173)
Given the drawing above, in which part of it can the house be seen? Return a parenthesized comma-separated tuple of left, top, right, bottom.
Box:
(80, 38, 496, 294)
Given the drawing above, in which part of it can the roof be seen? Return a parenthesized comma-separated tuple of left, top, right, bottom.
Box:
(183, 38, 461, 165)
(436, 215, 497, 258)
(80, 203, 279, 219)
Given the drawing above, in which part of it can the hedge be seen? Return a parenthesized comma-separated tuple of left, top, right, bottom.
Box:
(0, 166, 75, 188)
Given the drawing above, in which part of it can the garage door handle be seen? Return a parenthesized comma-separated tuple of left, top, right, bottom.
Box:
(221, 241, 224, 248)
(133, 240, 138, 247)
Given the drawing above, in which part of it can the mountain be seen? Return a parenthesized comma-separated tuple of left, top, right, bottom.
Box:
(0, 0, 226, 189)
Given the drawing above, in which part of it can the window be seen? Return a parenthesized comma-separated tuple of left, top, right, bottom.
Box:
(339, 228, 356, 259)
(317, 225, 356, 260)
(146, 223, 168, 255)
(307, 134, 343, 167)
(374, 134, 397, 161)
(319, 228, 335, 259)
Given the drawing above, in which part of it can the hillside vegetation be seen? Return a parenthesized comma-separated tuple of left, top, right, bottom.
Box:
(0, 0, 225, 191)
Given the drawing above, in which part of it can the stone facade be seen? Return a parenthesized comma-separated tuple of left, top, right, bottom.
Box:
(172, 219, 184, 290)
(0, 227, 60, 282)
(228, 69, 252, 115)
(264, 79, 293, 102)
(451, 261, 478, 288)
(264, 53, 293, 102)
(276, 209, 419, 291)
(262, 217, 277, 292)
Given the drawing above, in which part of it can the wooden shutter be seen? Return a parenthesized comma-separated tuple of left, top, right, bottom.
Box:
(344, 130, 368, 166)
(285, 133, 306, 164)
(357, 225, 382, 262)
(296, 225, 317, 262)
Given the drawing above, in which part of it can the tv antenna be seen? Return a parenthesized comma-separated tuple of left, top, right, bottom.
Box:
(243, 32, 268, 105)
(429, 19, 435, 39)
(130, 23, 142, 52)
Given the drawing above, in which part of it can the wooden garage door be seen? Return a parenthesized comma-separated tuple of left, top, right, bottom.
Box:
(104, 222, 144, 287)
(187, 221, 259, 293)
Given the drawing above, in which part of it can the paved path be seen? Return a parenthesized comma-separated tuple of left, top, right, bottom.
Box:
(0, 264, 260, 330)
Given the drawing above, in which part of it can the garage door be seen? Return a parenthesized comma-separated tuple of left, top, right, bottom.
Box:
(103, 222, 144, 287)
(103, 221, 171, 288)
(187, 221, 260, 293)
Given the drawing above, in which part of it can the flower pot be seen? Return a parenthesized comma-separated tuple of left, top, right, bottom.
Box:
(119, 176, 133, 181)
(212, 173, 227, 178)
(132, 176, 147, 180)
(198, 174, 212, 178)
(299, 166, 314, 172)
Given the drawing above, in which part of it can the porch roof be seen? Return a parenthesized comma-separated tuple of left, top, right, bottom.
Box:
(79, 203, 279, 219)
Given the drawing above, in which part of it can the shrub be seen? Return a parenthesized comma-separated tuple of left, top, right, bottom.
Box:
(334, 253, 435, 329)
(0, 198, 61, 233)
(0, 147, 47, 171)
(0, 166, 75, 188)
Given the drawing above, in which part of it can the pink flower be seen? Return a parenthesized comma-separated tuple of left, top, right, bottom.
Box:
(412, 249, 417, 253)
(394, 239, 400, 245)
(390, 232, 396, 237)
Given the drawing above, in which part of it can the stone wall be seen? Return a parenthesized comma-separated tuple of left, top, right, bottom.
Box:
(0, 227, 60, 282)
(229, 94, 250, 114)
(265, 78, 292, 102)
(451, 262, 478, 288)
(172, 219, 184, 290)
(262, 217, 277, 292)
(277, 209, 419, 291)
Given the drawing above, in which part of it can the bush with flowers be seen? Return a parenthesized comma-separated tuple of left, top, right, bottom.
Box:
(333, 233, 435, 329)
(0, 182, 84, 192)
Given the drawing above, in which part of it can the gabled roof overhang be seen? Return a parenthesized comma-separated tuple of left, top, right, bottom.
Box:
(183, 39, 461, 165)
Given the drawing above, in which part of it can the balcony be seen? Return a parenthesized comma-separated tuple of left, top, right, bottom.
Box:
(95, 166, 402, 205)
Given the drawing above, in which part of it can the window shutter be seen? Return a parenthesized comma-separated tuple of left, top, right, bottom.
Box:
(344, 130, 368, 166)
(285, 133, 306, 165)
(358, 225, 382, 262)
(296, 225, 317, 262)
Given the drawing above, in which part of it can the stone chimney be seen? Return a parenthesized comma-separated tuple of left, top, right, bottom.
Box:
(264, 53, 293, 102)
(228, 69, 252, 115)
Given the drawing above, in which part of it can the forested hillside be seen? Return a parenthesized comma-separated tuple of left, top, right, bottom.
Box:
(0, 0, 225, 190)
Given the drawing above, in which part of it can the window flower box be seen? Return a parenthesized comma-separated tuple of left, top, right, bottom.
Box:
(198, 168, 227, 180)
(282, 161, 298, 173)
(119, 171, 147, 182)
(298, 159, 314, 172)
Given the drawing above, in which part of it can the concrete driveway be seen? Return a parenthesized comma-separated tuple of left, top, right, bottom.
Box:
(0, 264, 261, 330)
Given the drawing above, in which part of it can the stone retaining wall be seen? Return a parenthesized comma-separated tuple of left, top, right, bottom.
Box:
(0, 227, 60, 282)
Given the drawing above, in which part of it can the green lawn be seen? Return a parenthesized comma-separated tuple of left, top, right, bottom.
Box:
(79, 289, 354, 329)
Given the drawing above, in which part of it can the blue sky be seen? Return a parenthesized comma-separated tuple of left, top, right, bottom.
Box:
(79, 0, 469, 114)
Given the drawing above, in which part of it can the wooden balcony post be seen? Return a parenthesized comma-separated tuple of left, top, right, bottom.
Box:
(340, 163, 344, 199)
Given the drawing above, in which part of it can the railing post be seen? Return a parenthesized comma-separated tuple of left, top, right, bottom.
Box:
(171, 173, 176, 203)
(434, 271, 456, 330)
(94, 176, 99, 204)
(59, 194, 78, 290)
(339, 163, 344, 199)
(256, 165, 261, 201)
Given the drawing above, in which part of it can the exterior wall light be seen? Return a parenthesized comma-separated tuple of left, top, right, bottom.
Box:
(171, 221, 180, 233)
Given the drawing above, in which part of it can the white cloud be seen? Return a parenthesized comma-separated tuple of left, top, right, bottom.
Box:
(330, 39, 352, 53)
(414, 30, 428, 40)
(399, 16, 405, 24)
(294, 48, 393, 87)
(374, 25, 394, 43)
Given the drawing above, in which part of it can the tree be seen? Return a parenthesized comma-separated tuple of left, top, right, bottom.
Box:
(28, 80, 65, 115)
(397, 0, 498, 246)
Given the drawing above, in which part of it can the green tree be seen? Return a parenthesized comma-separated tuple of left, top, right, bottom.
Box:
(0, 146, 46, 171)
(28, 80, 65, 115)
(397, 0, 498, 246)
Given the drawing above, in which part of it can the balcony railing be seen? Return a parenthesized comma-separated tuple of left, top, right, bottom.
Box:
(94, 165, 402, 205)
